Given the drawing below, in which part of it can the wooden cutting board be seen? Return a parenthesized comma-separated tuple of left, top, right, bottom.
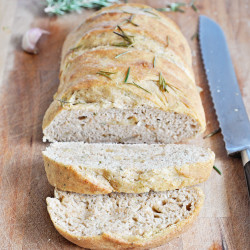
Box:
(0, 0, 249, 249)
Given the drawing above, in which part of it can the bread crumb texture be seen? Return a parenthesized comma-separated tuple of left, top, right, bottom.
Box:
(43, 143, 214, 194)
(47, 187, 204, 249)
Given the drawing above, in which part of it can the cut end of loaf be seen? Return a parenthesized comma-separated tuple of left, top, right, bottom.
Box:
(47, 187, 204, 249)
(43, 106, 202, 143)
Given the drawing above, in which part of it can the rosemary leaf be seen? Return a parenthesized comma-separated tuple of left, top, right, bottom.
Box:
(191, 31, 199, 40)
(44, 0, 120, 15)
(153, 56, 156, 68)
(190, 0, 198, 12)
(158, 72, 169, 92)
(98, 70, 116, 75)
(213, 166, 222, 175)
(157, 2, 186, 13)
(56, 99, 85, 107)
(124, 67, 130, 83)
(126, 14, 139, 27)
(122, 10, 132, 14)
(166, 35, 170, 47)
(70, 44, 82, 52)
(96, 70, 116, 79)
(115, 50, 131, 58)
(113, 25, 134, 47)
(126, 82, 151, 94)
(143, 9, 159, 18)
(203, 128, 221, 139)
(113, 42, 132, 47)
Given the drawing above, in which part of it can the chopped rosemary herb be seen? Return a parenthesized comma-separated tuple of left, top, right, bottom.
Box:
(113, 25, 134, 47)
(213, 166, 222, 175)
(126, 14, 139, 27)
(115, 50, 131, 58)
(69, 44, 82, 52)
(153, 56, 156, 68)
(166, 35, 170, 47)
(158, 72, 169, 92)
(122, 10, 132, 14)
(191, 31, 199, 40)
(96, 70, 116, 79)
(190, 0, 198, 12)
(126, 82, 151, 94)
(124, 67, 130, 83)
(143, 9, 159, 18)
(56, 99, 85, 107)
(203, 128, 221, 139)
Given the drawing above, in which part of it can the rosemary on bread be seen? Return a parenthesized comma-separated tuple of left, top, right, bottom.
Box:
(113, 26, 134, 47)
(96, 70, 116, 79)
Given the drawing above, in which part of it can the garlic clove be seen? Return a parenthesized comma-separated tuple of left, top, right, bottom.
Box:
(22, 28, 50, 54)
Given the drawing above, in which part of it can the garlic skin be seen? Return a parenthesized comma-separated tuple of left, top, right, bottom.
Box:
(22, 28, 50, 54)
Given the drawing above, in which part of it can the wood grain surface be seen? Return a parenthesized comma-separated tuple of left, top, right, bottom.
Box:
(0, 0, 249, 249)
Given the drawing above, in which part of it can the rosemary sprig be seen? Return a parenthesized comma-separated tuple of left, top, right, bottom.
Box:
(113, 25, 134, 47)
(157, 0, 198, 13)
(158, 72, 169, 92)
(44, 0, 120, 15)
(157, 2, 186, 13)
(153, 56, 156, 68)
(115, 50, 131, 58)
(213, 166, 222, 175)
(96, 70, 116, 79)
(203, 128, 221, 139)
(126, 82, 151, 94)
(124, 67, 130, 83)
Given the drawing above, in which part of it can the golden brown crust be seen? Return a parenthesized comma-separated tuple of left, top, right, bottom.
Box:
(42, 3, 206, 141)
(43, 150, 214, 194)
(47, 187, 204, 249)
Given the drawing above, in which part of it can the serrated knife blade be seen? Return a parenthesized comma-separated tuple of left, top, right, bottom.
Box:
(199, 15, 250, 195)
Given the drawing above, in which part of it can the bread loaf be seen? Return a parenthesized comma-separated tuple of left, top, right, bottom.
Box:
(42, 3, 206, 143)
(43, 142, 215, 194)
(47, 187, 204, 249)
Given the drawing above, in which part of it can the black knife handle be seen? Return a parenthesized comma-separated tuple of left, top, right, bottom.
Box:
(244, 162, 250, 197)
(241, 149, 250, 198)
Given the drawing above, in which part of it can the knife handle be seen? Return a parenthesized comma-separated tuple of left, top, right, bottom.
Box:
(241, 149, 250, 197)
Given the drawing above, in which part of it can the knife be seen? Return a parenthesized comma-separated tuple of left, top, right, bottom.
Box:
(199, 15, 250, 195)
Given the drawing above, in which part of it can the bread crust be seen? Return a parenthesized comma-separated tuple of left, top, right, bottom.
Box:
(42, 3, 206, 142)
(43, 148, 215, 194)
(46, 187, 204, 249)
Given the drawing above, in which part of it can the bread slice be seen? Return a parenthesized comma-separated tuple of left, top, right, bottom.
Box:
(47, 187, 204, 249)
(43, 143, 215, 194)
(42, 3, 206, 144)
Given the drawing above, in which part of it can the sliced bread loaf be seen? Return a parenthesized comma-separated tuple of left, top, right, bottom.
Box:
(43, 143, 215, 194)
(42, 3, 206, 144)
(47, 187, 204, 249)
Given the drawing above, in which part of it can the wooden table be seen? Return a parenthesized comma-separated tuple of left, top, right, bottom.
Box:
(0, 0, 249, 249)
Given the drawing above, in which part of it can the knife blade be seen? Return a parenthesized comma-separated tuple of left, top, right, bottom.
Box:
(199, 15, 250, 195)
